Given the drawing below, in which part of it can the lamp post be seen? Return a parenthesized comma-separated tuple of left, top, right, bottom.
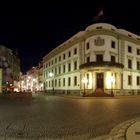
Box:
(49, 72, 54, 95)
(82, 77, 88, 97)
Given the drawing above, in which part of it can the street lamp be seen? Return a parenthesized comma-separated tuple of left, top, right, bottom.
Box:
(82, 77, 88, 97)
(49, 72, 54, 95)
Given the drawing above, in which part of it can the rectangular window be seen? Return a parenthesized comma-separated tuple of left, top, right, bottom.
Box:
(137, 49, 140, 55)
(63, 78, 65, 86)
(68, 51, 71, 57)
(86, 56, 90, 63)
(111, 41, 115, 48)
(63, 65, 65, 73)
(63, 54, 65, 60)
(49, 81, 50, 87)
(59, 79, 61, 87)
(128, 59, 132, 69)
(68, 63, 71, 72)
(128, 46, 132, 53)
(86, 42, 89, 50)
(128, 75, 132, 85)
(96, 54, 103, 62)
(59, 66, 61, 74)
(55, 68, 57, 75)
(74, 76, 77, 86)
(137, 76, 140, 85)
(59, 56, 61, 62)
(74, 61, 77, 70)
(55, 79, 57, 87)
(68, 77, 71, 86)
(55, 58, 57, 63)
(45, 63, 48, 68)
(46, 81, 48, 88)
(52, 80, 54, 87)
(137, 61, 140, 70)
(111, 55, 116, 63)
(74, 48, 77, 55)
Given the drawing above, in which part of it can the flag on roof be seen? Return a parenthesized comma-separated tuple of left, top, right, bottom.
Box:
(93, 8, 104, 22)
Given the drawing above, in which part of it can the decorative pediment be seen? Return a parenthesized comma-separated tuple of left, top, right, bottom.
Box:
(94, 36, 105, 46)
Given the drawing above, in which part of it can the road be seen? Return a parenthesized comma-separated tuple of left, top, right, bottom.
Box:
(0, 94, 140, 139)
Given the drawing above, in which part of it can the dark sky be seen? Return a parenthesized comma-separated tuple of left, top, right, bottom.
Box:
(0, 1, 140, 73)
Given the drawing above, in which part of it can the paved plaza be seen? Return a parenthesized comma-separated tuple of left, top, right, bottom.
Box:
(0, 94, 140, 140)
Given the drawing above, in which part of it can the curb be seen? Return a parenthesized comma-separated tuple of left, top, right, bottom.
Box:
(91, 118, 140, 140)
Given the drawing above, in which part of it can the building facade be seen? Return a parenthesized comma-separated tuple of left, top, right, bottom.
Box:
(0, 69, 2, 93)
(0, 45, 20, 92)
(43, 23, 140, 96)
(21, 63, 43, 92)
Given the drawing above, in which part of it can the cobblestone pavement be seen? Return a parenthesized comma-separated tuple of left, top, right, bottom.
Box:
(0, 94, 140, 140)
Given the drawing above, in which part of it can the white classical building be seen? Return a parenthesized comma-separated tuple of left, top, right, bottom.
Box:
(43, 23, 140, 96)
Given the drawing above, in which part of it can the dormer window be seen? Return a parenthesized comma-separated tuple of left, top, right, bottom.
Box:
(96, 26, 102, 29)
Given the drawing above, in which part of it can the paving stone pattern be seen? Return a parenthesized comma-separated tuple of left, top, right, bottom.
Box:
(0, 94, 140, 139)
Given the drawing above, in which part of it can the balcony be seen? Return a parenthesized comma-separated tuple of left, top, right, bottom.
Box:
(79, 61, 124, 69)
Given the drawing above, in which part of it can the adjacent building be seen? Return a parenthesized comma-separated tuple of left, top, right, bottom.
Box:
(21, 62, 43, 92)
(43, 23, 140, 96)
(0, 45, 20, 92)
(0, 69, 2, 93)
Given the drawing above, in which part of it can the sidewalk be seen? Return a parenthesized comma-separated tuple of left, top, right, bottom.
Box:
(58, 94, 140, 99)
(91, 118, 140, 140)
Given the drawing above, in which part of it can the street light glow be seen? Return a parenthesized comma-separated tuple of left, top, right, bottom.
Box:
(49, 72, 54, 77)
(82, 77, 88, 84)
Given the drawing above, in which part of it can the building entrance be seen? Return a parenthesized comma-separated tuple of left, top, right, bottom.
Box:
(96, 73, 104, 88)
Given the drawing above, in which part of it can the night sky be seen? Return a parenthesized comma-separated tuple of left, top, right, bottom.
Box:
(0, 1, 139, 74)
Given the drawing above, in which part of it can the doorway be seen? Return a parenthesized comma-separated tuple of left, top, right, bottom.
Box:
(96, 73, 104, 88)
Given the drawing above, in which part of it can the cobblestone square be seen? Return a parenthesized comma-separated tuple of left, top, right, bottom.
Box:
(0, 94, 140, 139)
